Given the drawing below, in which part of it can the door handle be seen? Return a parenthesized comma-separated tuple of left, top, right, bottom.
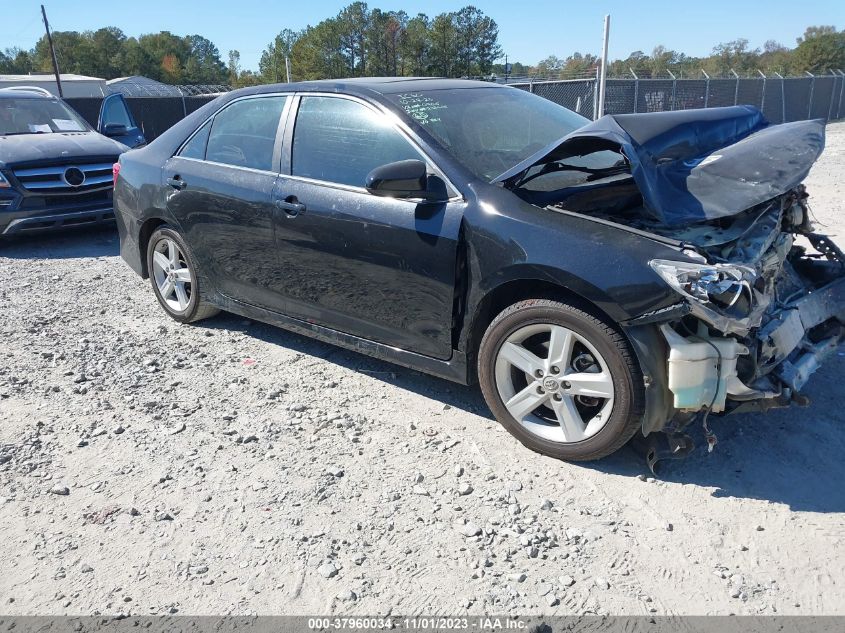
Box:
(166, 176, 186, 190)
(274, 196, 306, 217)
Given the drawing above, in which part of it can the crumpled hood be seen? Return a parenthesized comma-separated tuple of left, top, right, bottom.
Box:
(0, 131, 127, 168)
(494, 105, 826, 227)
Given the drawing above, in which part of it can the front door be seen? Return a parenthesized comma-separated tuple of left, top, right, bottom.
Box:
(163, 95, 289, 309)
(98, 93, 145, 147)
(272, 95, 464, 360)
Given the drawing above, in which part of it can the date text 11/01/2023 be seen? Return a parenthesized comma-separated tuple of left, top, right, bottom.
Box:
(306, 617, 528, 630)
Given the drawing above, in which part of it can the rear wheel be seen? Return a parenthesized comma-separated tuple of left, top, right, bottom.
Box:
(478, 299, 643, 461)
(146, 226, 219, 323)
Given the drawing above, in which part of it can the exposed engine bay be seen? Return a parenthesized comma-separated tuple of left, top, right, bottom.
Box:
(582, 186, 844, 415)
(561, 187, 845, 467)
(500, 106, 845, 459)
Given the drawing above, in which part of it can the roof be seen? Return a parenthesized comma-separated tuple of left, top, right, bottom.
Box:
(244, 77, 504, 97)
(0, 74, 108, 97)
(107, 75, 169, 86)
(0, 87, 52, 99)
(106, 75, 185, 97)
(0, 73, 104, 82)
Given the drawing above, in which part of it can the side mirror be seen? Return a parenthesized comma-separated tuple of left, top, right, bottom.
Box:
(365, 159, 429, 199)
(102, 122, 128, 137)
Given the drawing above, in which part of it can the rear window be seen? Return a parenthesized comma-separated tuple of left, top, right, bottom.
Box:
(179, 119, 212, 160)
(205, 96, 287, 171)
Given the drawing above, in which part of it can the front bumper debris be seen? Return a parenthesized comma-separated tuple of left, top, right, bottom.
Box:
(658, 275, 845, 414)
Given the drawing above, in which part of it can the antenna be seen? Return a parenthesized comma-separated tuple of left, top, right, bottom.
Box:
(40, 4, 63, 98)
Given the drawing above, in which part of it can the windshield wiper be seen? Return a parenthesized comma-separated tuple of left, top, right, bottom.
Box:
(1, 131, 50, 136)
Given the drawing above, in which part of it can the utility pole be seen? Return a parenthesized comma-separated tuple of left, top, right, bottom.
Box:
(285, 56, 292, 83)
(40, 4, 63, 98)
(597, 14, 610, 120)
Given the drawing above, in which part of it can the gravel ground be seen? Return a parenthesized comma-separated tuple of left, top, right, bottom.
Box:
(1, 122, 844, 617)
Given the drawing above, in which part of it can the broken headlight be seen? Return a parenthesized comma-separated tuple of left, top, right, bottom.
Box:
(650, 259, 755, 319)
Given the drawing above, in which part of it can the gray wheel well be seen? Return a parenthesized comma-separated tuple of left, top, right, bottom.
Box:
(465, 279, 620, 384)
(138, 218, 168, 278)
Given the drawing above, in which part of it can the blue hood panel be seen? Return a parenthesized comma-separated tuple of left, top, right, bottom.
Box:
(495, 106, 826, 227)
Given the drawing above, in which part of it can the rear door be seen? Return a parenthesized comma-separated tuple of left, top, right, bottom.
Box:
(162, 94, 290, 309)
(271, 94, 465, 360)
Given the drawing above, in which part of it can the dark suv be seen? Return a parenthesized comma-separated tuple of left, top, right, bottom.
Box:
(0, 88, 145, 235)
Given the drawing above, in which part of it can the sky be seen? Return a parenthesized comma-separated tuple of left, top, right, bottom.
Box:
(4, 0, 844, 71)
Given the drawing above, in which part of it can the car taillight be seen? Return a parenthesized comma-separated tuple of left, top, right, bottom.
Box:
(112, 162, 121, 186)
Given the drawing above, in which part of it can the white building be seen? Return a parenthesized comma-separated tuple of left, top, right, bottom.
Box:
(0, 74, 108, 98)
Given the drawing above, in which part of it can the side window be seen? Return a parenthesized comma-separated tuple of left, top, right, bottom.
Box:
(292, 96, 423, 188)
(102, 96, 133, 128)
(206, 96, 287, 171)
(179, 119, 212, 160)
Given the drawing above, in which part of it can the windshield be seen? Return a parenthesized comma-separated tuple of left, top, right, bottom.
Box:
(387, 87, 589, 181)
(0, 97, 90, 136)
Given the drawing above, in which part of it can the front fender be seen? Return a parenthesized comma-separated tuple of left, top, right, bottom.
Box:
(462, 193, 688, 331)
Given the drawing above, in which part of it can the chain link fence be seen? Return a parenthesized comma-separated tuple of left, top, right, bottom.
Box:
(63, 73, 845, 142)
(65, 93, 223, 141)
(512, 72, 845, 123)
(58, 81, 230, 141)
(105, 82, 232, 97)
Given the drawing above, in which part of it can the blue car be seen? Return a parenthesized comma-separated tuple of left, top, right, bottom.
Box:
(0, 87, 145, 236)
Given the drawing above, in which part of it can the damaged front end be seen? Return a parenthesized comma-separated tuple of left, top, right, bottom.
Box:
(640, 188, 845, 423)
(502, 106, 845, 457)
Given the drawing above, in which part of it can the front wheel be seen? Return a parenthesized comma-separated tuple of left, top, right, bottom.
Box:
(478, 299, 643, 461)
(146, 225, 219, 323)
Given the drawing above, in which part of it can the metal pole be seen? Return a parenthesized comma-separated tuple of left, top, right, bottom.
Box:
(630, 67, 638, 113)
(596, 14, 610, 119)
(731, 69, 740, 105)
(775, 72, 785, 123)
(701, 69, 710, 108)
(837, 70, 845, 120)
(806, 71, 815, 119)
(285, 56, 292, 83)
(40, 4, 63, 98)
(757, 69, 766, 114)
(667, 69, 676, 111)
(828, 70, 838, 122)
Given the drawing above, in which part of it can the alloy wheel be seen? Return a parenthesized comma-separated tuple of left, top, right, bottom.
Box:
(151, 237, 193, 312)
(494, 323, 615, 443)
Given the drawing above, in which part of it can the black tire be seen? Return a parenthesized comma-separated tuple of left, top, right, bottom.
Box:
(146, 225, 219, 323)
(478, 299, 643, 461)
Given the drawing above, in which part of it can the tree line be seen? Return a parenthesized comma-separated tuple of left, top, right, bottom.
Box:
(1, 4, 843, 88)
(525, 26, 845, 80)
(0, 2, 501, 87)
(0, 27, 228, 84)
(248, 3, 501, 85)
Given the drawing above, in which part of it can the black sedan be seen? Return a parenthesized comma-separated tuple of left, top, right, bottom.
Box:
(113, 78, 845, 462)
